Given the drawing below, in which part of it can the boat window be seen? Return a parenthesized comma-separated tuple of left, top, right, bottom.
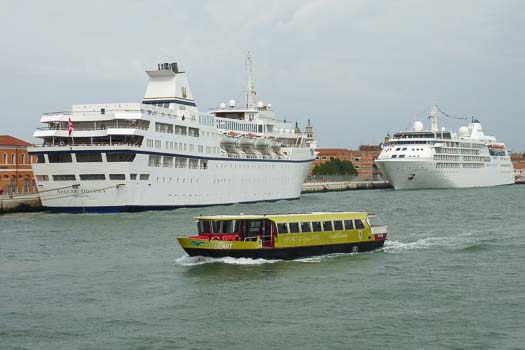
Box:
(139, 174, 149, 180)
(367, 215, 385, 227)
(130, 174, 137, 180)
(198, 220, 211, 234)
(301, 222, 311, 233)
(355, 219, 365, 229)
(221, 220, 238, 233)
(323, 221, 333, 231)
(311, 221, 322, 232)
(48, 153, 72, 163)
(36, 154, 46, 163)
(80, 174, 106, 180)
(277, 223, 288, 234)
(212, 221, 221, 234)
(52, 174, 76, 181)
(344, 220, 354, 230)
(106, 152, 136, 162)
(109, 174, 125, 180)
(288, 223, 300, 233)
(333, 221, 344, 230)
(76, 153, 103, 162)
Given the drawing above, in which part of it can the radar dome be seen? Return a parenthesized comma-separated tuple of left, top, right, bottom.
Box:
(458, 126, 469, 137)
(257, 101, 264, 108)
(220, 102, 226, 109)
(267, 103, 272, 109)
(413, 121, 424, 132)
(228, 99, 236, 108)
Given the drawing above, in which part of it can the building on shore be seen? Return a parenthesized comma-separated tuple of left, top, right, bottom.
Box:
(310, 145, 383, 180)
(0, 135, 37, 194)
(511, 152, 525, 179)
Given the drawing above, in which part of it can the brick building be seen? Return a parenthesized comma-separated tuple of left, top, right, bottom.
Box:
(0, 135, 37, 194)
(511, 152, 525, 179)
(311, 145, 382, 180)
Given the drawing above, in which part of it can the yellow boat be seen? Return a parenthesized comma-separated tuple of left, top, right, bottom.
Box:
(177, 212, 388, 260)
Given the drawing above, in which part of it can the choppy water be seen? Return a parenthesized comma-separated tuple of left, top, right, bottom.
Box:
(1, 186, 524, 349)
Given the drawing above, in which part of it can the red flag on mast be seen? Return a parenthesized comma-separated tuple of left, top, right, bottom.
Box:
(68, 117, 73, 136)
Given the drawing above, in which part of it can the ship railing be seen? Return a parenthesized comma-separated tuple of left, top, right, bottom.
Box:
(43, 108, 142, 116)
(37, 125, 149, 131)
(33, 142, 142, 148)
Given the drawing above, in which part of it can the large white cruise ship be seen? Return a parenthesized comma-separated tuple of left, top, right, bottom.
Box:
(29, 56, 316, 212)
(375, 106, 514, 190)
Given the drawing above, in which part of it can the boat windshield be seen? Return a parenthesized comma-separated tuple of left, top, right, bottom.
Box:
(367, 215, 385, 227)
(221, 220, 239, 234)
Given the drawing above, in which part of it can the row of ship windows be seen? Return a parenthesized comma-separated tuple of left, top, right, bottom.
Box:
(36, 174, 150, 181)
(277, 219, 365, 234)
(148, 155, 206, 169)
(146, 139, 220, 154)
(35, 153, 135, 164)
(435, 148, 481, 155)
(435, 163, 485, 168)
(434, 155, 490, 162)
(155, 123, 202, 137)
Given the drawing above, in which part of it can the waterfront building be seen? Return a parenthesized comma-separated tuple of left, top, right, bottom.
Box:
(310, 145, 382, 180)
(511, 152, 525, 179)
(0, 135, 37, 194)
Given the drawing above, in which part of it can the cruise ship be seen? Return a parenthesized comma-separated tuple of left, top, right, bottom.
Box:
(375, 106, 514, 190)
(29, 56, 316, 212)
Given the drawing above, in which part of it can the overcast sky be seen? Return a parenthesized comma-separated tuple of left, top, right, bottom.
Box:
(2, 0, 524, 150)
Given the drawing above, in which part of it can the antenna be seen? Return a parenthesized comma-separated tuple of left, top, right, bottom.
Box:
(245, 51, 256, 108)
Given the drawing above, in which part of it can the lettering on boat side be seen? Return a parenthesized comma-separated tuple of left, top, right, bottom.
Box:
(56, 188, 107, 195)
(190, 241, 204, 247)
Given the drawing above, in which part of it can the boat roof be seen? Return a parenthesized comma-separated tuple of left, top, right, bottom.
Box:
(195, 212, 372, 223)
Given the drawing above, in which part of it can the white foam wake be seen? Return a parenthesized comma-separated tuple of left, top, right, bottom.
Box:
(383, 233, 474, 253)
(174, 255, 281, 266)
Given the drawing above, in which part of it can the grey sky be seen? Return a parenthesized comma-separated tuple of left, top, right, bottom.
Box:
(2, 0, 524, 150)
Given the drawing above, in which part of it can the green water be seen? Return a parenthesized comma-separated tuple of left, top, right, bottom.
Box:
(1, 186, 524, 349)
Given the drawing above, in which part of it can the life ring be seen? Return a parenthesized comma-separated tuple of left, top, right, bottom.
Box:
(229, 131, 235, 137)
(233, 235, 240, 241)
(211, 236, 220, 240)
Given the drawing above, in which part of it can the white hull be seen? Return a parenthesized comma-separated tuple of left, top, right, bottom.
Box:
(31, 152, 312, 211)
(376, 158, 514, 190)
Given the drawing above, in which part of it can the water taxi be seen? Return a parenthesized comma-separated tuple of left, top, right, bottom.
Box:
(177, 212, 387, 259)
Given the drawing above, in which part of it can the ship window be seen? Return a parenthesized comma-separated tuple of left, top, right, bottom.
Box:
(396, 148, 400, 151)
(106, 153, 136, 162)
(48, 153, 72, 163)
(344, 220, 354, 230)
(402, 148, 407, 151)
(76, 153, 103, 162)
(198, 220, 211, 234)
(355, 219, 365, 229)
(277, 223, 288, 234)
(288, 223, 300, 233)
(130, 174, 137, 180)
(301, 222, 311, 233)
(333, 221, 344, 230)
(323, 221, 333, 231)
(399, 155, 405, 158)
(36, 175, 49, 181)
(221, 220, 238, 234)
(109, 174, 125, 180)
(139, 174, 150, 180)
(80, 174, 106, 180)
(52, 174, 76, 181)
(311, 221, 322, 232)
(212, 221, 221, 234)
(36, 154, 46, 163)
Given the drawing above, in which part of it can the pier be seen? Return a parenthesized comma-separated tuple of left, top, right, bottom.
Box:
(0, 194, 43, 213)
(302, 180, 392, 193)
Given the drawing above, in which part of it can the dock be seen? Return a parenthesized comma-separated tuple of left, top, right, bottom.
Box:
(0, 194, 43, 213)
(302, 180, 392, 193)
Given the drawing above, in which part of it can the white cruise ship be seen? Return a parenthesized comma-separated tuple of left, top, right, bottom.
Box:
(375, 106, 514, 190)
(29, 56, 316, 212)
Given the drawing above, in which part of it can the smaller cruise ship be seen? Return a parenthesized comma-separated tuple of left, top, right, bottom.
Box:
(177, 212, 388, 259)
(375, 106, 514, 190)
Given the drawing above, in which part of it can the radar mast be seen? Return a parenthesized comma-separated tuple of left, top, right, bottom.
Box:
(245, 51, 256, 108)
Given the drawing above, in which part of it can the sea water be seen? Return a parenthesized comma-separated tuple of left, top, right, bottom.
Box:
(1, 186, 524, 349)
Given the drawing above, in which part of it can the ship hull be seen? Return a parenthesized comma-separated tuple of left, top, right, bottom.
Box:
(181, 240, 385, 260)
(376, 159, 515, 190)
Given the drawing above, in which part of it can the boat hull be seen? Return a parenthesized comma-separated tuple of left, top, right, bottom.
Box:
(180, 240, 385, 260)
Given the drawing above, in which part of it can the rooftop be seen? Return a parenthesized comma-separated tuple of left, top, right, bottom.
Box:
(0, 135, 33, 147)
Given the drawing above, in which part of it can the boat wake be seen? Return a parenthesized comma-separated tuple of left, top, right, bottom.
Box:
(174, 255, 281, 266)
(382, 233, 476, 253)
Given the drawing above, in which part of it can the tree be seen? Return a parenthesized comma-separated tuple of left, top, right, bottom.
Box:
(312, 158, 357, 176)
